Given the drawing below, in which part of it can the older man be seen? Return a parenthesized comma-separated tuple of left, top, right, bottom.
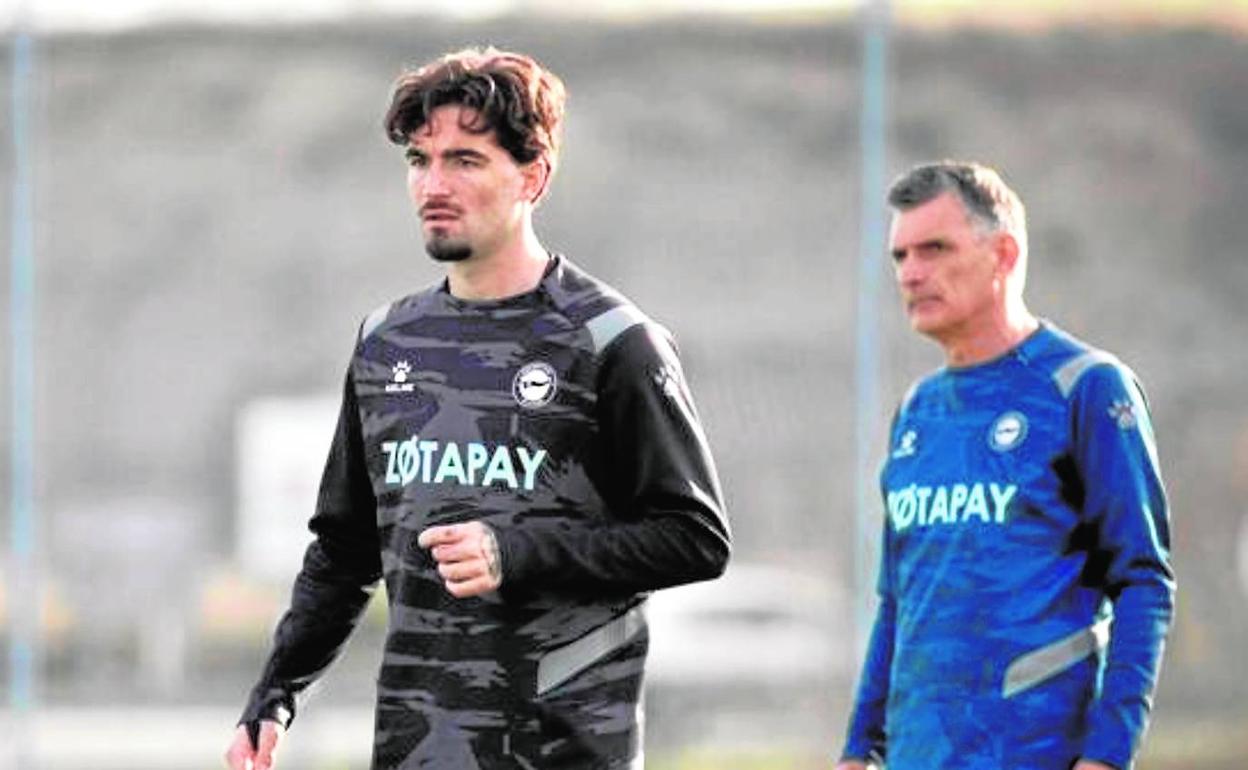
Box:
(836, 161, 1173, 770)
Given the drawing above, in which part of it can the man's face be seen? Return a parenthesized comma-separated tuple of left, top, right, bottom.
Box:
(405, 104, 536, 263)
(889, 191, 1005, 345)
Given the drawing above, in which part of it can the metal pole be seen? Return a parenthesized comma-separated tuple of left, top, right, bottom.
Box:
(8, 13, 39, 769)
(853, 0, 889, 661)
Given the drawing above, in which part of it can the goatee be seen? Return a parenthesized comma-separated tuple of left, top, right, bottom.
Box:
(425, 238, 473, 263)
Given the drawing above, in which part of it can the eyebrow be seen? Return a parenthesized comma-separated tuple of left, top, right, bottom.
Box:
(891, 237, 950, 259)
(404, 146, 490, 163)
(447, 148, 489, 162)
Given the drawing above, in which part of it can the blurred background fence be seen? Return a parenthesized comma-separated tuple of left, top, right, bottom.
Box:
(2, 3, 1247, 768)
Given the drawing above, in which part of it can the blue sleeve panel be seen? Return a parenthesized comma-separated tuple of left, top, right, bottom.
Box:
(839, 323, 1174, 770)
(1071, 364, 1175, 768)
(841, 591, 895, 764)
(843, 469, 898, 764)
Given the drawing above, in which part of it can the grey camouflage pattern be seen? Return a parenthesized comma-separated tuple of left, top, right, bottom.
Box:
(355, 257, 654, 768)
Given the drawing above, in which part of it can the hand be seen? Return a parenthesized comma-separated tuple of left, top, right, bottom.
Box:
(1074, 762, 1117, 770)
(224, 720, 283, 770)
(418, 521, 503, 598)
(834, 761, 870, 770)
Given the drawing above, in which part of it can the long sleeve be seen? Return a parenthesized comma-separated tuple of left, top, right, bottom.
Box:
(840, 404, 906, 764)
(841, 504, 897, 765)
(841, 593, 895, 764)
(494, 322, 730, 596)
(1073, 365, 1175, 768)
(239, 368, 384, 728)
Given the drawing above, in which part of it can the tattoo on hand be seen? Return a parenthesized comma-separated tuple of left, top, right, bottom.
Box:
(483, 527, 503, 586)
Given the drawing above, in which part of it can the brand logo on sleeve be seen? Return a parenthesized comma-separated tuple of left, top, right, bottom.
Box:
(1108, 399, 1137, 429)
(650, 363, 683, 400)
(513, 361, 557, 409)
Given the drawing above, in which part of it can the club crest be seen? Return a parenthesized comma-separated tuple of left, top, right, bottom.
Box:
(988, 411, 1028, 452)
(513, 361, 557, 409)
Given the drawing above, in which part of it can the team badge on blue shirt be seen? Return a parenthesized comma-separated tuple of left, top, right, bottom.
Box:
(987, 411, 1028, 452)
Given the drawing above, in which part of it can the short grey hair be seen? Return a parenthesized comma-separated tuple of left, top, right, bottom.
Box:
(888, 161, 1028, 258)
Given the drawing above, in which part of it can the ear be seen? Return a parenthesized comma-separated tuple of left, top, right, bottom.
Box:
(521, 156, 552, 206)
(993, 231, 1021, 277)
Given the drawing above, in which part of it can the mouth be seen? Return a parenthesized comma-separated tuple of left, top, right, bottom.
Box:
(420, 205, 461, 225)
(906, 296, 940, 314)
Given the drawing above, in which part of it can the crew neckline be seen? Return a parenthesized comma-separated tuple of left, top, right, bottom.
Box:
(439, 253, 560, 310)
(944, 320, 1051, 374)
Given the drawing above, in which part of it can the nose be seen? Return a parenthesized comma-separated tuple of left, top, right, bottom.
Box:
(895, 252, 929, 291)
(412, 161, 450, 199)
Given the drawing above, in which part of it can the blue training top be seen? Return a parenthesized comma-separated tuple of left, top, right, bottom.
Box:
(842, 322, 1174, 770)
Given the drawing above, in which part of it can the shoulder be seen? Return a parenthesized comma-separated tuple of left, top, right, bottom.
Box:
(356, 283, 443, 343)
(542, 255, 673, 357)
(1030, 323, 1142, 403)
(896, 368, 945, 417)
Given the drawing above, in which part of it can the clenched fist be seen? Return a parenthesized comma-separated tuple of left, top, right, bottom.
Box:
(418, 521, 503, 598)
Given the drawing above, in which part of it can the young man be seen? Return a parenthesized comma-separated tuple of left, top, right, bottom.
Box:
(836, 162, 1174, 769)
(225, 47, 730, 770)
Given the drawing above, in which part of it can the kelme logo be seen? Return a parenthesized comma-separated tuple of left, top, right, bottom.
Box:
(892, 428, 918, 459)
(385, 360, 416, 394)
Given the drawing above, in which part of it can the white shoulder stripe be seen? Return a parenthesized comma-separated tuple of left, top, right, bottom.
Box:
(1053, 350, 1120, 398)
(586, 305, 649, 353)
(900, 379, 922, 411)
(360, 302, 392, 341)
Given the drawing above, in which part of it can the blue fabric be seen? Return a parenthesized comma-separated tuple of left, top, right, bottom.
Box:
(842, 323, 1174, 770)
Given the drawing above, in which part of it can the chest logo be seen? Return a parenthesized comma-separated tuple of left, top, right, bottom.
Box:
(988, 411, 1028, 452)
(513, 361, 557, 409)
(892, 428, 918, 459)
(385, 360, 416, 393)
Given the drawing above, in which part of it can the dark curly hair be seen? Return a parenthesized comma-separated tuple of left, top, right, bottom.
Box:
(383, 46, 566, 174)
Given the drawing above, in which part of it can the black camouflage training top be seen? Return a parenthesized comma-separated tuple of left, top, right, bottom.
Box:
(241, 255, 731, 769)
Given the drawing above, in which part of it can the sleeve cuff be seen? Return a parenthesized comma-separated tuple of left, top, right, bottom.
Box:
(239, 686, 295, 729)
